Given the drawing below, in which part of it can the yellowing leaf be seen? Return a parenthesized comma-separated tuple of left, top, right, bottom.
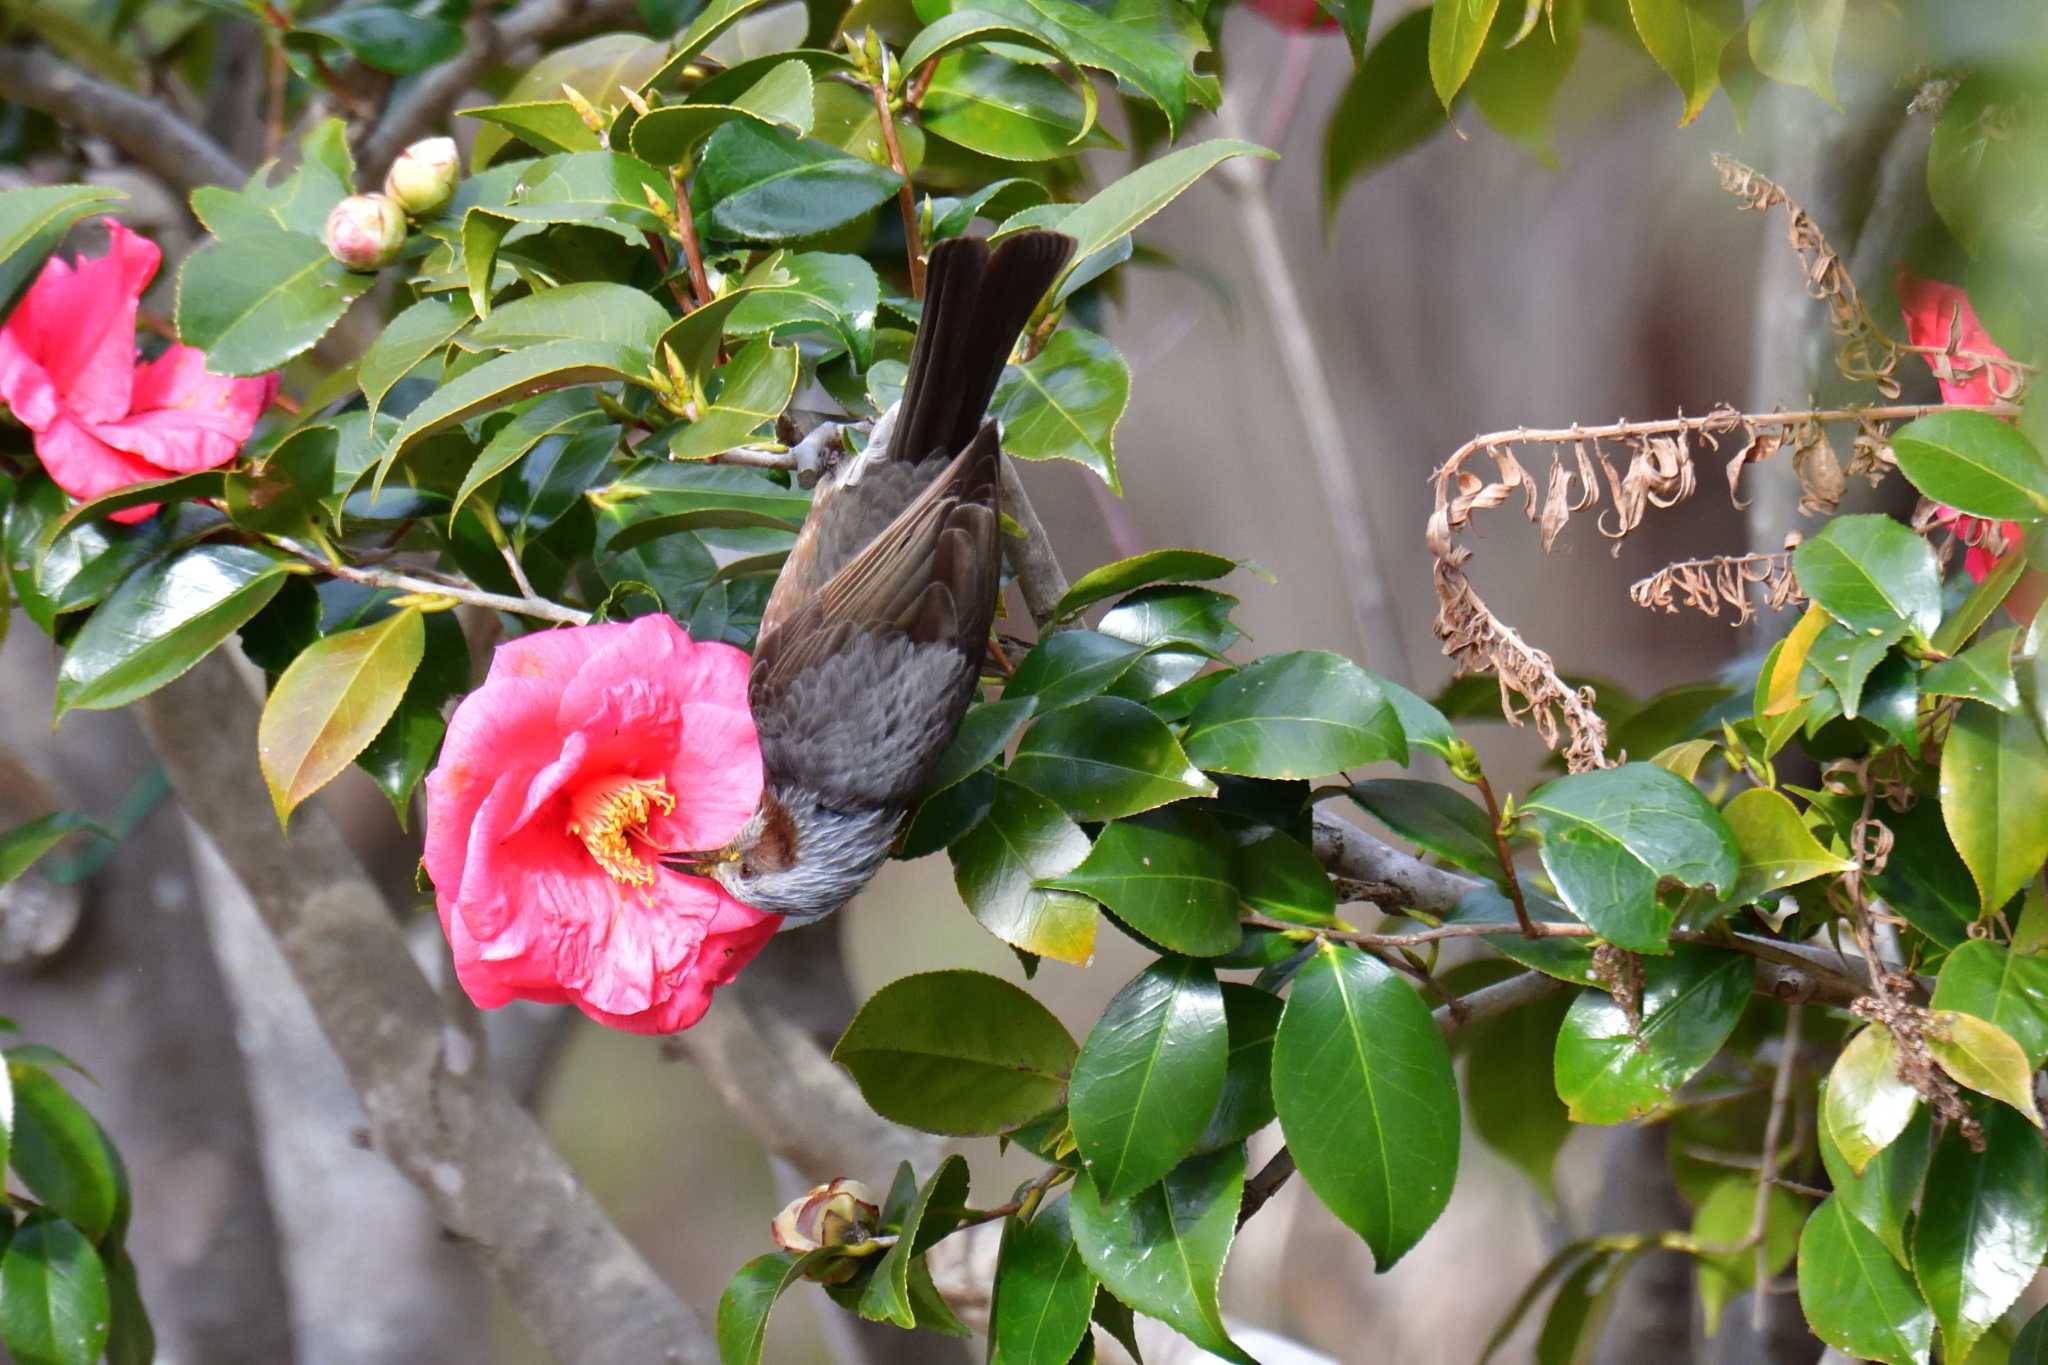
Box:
(258, 608, 427, 825)
(1822, 1025, 1921, 1175)
(1940, 701, 2048, 916)
(1723, 786, 1853, 906)
(1927, 1010, 2043, 1126)
(1764, 603, 1829, 715)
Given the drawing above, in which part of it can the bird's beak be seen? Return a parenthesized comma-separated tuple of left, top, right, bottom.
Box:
(664, 848, 738, 876)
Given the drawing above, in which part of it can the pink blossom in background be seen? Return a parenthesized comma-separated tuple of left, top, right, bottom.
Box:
(0, 219, 275, 522)
(423, 615, 778, 1034)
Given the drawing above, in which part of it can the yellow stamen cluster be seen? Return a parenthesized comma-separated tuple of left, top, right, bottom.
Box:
(567, 775, 676, 886)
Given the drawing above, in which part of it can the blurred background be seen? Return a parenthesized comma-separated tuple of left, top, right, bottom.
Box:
(0, 1, 1962, 1360)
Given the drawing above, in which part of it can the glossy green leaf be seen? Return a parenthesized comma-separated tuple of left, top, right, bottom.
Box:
(667, 340, 801, 459)
(0, 185, 124, 319)
(0, 813, 105, 888)
(1746, 0, 1841, 104)
(1005, 630, 1151, 711)
(725, 251, 879, 365)
(1183, 650, 1405, 779)
(989, 327, 1129, 490)
(1914, 1105, 2047, 1365)
(1807, 619, 1901, 718)
(1798, 1193, 1934, 1365)
(641, 0, 781, 86)
(1823, 1024, 1923, 1176)
(949, 777, 1099, 963)
(101, 1248, 151, 1365)
(450, 395, 606, 530)
(1229, 829, 1337, 927)
(925, 696, 1038, 796)
(716, 1250, 832, 1365)
(380, 339, 644, 480)
(1068, 1147, 1253, 1364)
(1932, 939, 2048, 1069)
(258, 607, 426, 824)
(8, 1066, 121, 1242)
(1052, 550, 1236, 621)
(1926, 1010, 2043, 1125)
(1196, 983, 1282, 1153)
(0, 1216, 109, 1365)
(1820, 1102, 1930, 1268)
(833, 970, 1077, 1134)
(990, 1195, 1096, 1365)
(921, 52, 1110, 162)
(1921, 627, 2020, 711)
(631, 59, 816, 165)
(458, 101, 601, 156)
(464, 282, 671, 357)
(1346, 777, 1499, 877)
(1941, 700, 2048, 915)
(1553, 946, 1751, 1124)
(1792, 513, 1943, 644)
(1070, 957, 1227, 1201)
(1519, 763, 1740, 951)
(1009, 696, 1214, 820)
(1625, 0, 1741, 125)
(1429, 0, 1502, 108)
(1894, 409, 2048, 522)
(691, 120, 900, 244)
(356, 608, 467, 825)
(1721, 786, 1852, 906)
(361, 297, 473, 418)
(295, 5, 461, 74)
(55, 545, 292, 717)
(1041, 809, 1241, 956)
(1470, 0, 1581, 167)
(1445, 886, 1603, 986)
(861, 1155, 969, 1326)
(947, 0, 1211, 136)
(1036, 139, 1270, 278)
(1323, 10, 1443, 219)
(176, 226, 371, 376)
(1463, 984, 1573, 1203)
(1273, 941, 1458, 1268)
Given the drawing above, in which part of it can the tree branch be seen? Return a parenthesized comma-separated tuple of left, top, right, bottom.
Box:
(137, 652, 714, 1365)
(999, 456, 1071, 630)
(0, 45, 246, 193)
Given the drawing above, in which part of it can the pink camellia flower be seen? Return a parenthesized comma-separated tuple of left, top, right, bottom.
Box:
(0, 220, 276, 523)
(423, 614, 778, 1034)
(1897, 270, 2026, 585)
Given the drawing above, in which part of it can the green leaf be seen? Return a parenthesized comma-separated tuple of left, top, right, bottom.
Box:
(1798, 1194, 1934, 1365)
(379, 339, 645, 480)
(921, 51, 1112, 162)
(1183, 650, 1406, 779)
(1552, 946, 1751, 1124)
(1932, 938, 2048, 1069)
(861, 1155, 969, 1326)
(8, 1066, 121, 1242)
(1005, 631, 1151, 711)
(1624, 0, 1741, 125)
(459, 101, 601, 156)
(1921, 627, 2020, 711)
(1691, 1175, 1804, 1334)
(1052, 550, 1236, 621)
(1070, 957, 1228, 1201)
(0, 185, 124, 320)
(1721, 786, 1852, 907)
(1429, 0, 1501, 108)
(357, 608, 467, 825)
(101, 1248, 152, 1365)
(358, 295, 473, 419)
(725, 251, 880, 365)
(833, 970, 1077, 1135)
(465, 282, 671, 357)
(1915, 1105, 2047, 1365)
(55, 545, 292, 717)
(667, 340, 801, 459)
(951, 777, 1100, 963)
(1893, 409, 2048, 522)
(1934, 538, 2026, 657)
(1926, 1010, 2043, 1125)
(1823, 1024, 1923, 1176)
(1273, 941, 1459, 1268)
(2018, 1303, 2048, 1362)
(716, 1251, 832, 1365)
(0, 1216, 110, 1365)
(295, 6, 461, 74)
(1820, 1103, 1930, 1268)
(1035, 139, 1269, 275)
(1067, 1147, 1253, 1364)
(925, 695, 1038, 796)
(990, 1195, 1098, 1365)
(1530, 1242, 1655, 1365)
(176, 226, 373, 376)
(258, 607, 426, 825)
(1008, 696, 1215, 821)
(943, 0, 1212, 136)
(1229, 829, 1337, 928)
(1196, 983, 1282, 1153)
(1808, 620, 1902, 718)
(630, 59, 818, 164)
(1323, 10, 1443, 219)
(641, 0, 781, 88)
(1746, 0, 1842, 104)
(1941, 701, 2048, 915)
(1041, 809, 1241, 956)
(691, 120, 901, 244)
(1519, 763, 1740, 951)
(1792, 513, 1943, 644)
(1463, 984, 1573, 1203)
(1469, 0, 1581, 167)
(1346, 777, 1499, 877)
(0, 813, 106, 888)
(989, 327, 1129, 490)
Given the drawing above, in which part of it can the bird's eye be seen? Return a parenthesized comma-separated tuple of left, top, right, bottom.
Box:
(738, 859, 755, 879)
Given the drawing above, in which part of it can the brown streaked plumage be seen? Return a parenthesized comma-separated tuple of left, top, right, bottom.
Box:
(697, 229, 1076, 922)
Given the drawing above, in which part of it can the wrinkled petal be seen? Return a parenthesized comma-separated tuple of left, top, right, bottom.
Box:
(12, 220, 157, 424)
(649, 702, 762, 850)
(574, 876, 780, 1033)
(32, 413, 170, 522)
(486, 621, 627, 688)
(92, 344, 273, 473)
(0, 328, 60, 431)
(1897, 269, 2015, 408)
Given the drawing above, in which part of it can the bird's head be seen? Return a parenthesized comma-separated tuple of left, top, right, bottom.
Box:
(669, 791, 900, 925)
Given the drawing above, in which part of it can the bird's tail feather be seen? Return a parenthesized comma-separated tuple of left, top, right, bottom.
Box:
(890, 230, 1076, 467)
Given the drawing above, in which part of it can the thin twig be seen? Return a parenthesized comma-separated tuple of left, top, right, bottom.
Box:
(1750, 1001, 1802, 1332)
(274, 538, 591, 625)
(999, 456, 1070, 630)
(870, 57, 924, 298)
(671, 172, 713, 310)
(1470, 770, 1535, 936)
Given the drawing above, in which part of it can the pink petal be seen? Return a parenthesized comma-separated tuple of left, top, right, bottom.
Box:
(32, 412, 170, 522)
(12, 220, 157, 425)
(485, 621, 630, 688)
(648, 702, 762, 850)
(0, 327, 60, 431)
(91, 345, 273, 473)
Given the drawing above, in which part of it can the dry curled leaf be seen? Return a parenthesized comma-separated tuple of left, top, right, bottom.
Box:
(1630, 544, 1803, 626)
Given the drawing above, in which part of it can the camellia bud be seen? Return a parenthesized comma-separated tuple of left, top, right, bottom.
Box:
(382, 136, 461, 216)
(770, 1179, 879, 1282)
(323, 194, 406, 272)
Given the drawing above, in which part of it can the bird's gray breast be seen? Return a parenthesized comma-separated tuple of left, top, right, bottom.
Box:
(755, 631, 977, 809)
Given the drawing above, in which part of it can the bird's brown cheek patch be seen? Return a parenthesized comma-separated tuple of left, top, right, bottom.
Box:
(756, 800, 800, 872)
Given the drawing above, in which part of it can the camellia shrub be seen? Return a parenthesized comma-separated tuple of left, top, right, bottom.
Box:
(0, 0, 2045, 1362)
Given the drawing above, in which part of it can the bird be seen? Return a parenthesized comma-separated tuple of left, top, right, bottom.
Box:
(677, 228, 1077, 925)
